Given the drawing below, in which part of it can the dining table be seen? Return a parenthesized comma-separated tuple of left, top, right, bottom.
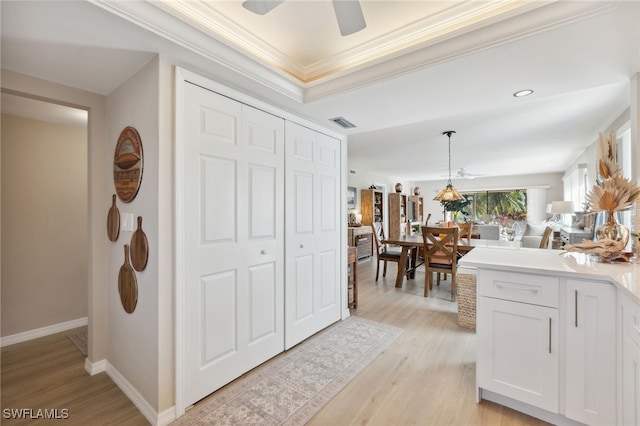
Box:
(381, 234, 522, 288)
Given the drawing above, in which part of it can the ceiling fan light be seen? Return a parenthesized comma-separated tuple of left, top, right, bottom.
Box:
(242, 0, 284, 15)
(332, 0, 367, 36)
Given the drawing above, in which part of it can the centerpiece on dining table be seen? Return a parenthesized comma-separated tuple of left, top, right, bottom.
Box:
(564, 130, 640, 262)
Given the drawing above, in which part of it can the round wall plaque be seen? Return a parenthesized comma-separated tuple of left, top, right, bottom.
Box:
(113, 126, 143, 203)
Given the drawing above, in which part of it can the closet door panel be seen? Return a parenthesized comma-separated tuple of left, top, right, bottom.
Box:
(313, 133, 341, 327)
(183, 83, 284, 407)
(201, 156, 237, 243)
(285, 121, 341, 348)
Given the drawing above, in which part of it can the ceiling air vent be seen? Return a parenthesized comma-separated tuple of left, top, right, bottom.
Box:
(329, 116, 356, 129)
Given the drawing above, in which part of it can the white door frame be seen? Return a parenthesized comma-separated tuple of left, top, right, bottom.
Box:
(173, 67, 347, 417)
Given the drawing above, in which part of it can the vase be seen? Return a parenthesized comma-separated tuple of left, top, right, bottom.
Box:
(444, 210, 453, 226)
(395, 182, 403, 193)
(595, 211, 630, 247)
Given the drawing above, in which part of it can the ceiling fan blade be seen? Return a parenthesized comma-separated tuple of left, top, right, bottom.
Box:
(332, 0, 366, 36)
(242, 0, 284, 15)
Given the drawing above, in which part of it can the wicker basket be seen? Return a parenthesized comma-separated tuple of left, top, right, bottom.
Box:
(457, 271, 477, 331)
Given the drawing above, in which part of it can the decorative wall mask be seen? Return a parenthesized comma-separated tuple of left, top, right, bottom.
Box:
(113, 126, 143, 203)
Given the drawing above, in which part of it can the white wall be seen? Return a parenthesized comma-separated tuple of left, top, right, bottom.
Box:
(157, 56, 175, 414)
(1, 114, 87, 336)
(105, 55, 173, 415)
(1, 69, 109, 363)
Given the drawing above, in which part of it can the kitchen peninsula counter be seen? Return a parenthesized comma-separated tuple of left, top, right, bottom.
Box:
(459, 247, 640, 426)
(460, 246, 640, 303)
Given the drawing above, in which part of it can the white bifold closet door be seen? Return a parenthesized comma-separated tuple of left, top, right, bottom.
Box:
(285, 121, 341, 349)
(182, 82, 285, 406)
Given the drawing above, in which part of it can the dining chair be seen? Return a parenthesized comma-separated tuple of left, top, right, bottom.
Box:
(458, 222, 473, 241)
(421, 226, 459, 301)
(539, 226, 553, 249)
(371, 223, 410, 281)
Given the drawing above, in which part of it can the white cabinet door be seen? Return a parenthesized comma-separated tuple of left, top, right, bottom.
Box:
(285, 121, 341, 349)
(620, 290, 640, 426)
(478, 296, 559, 413)
(182, 83, 285, 406)
(565, 279, 616, 425)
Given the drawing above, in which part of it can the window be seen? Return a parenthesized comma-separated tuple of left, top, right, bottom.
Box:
(461, 189, 527, 224)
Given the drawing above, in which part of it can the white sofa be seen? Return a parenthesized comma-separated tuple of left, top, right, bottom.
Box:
(474, 224, 500, 240)
(520, 223, 550, 248)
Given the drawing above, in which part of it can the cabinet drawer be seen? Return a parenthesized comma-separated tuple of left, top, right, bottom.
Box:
(478, 270, 559, 308)
(352, 227, 372, 236)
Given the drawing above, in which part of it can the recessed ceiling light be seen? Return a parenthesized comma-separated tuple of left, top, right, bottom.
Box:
(513, 89, 534, 97)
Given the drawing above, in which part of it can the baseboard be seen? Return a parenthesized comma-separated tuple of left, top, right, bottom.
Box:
(0, 317, 88, 347)
(85, 358, 106, 375)
(157, 407, 177, 426)
(105, 361, 176, 426)
(480, 389, 583, 426)
(341, 307, 351, 319)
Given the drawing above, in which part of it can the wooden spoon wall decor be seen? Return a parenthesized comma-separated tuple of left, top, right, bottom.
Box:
(107, 194, 120, 241)
(130, 216, 149, 271)
(118, 244, 138, 314)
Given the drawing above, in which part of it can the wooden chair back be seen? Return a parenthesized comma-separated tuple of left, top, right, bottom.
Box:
(539, 226, 553, 249)
(371, 223, 386, 254)
(458, 222, 473, 241)
(421, 226, 460, 300)
(421, 226, 459, 268)
(371, 222, 408, 282)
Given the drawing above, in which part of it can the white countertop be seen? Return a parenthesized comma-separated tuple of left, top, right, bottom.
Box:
(459, 247, 640, 303)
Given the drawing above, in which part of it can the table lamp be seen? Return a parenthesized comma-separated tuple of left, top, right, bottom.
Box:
(550, 201, 575, 227)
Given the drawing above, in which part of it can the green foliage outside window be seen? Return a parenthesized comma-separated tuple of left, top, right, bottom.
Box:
(469, 190, 527, 222)
(441, 190, 527, 223)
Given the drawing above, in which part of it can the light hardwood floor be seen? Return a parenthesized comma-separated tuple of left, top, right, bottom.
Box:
(308, 257, 549, 425)
(1, 327, 148, 425)
(1, 258, 548, 425)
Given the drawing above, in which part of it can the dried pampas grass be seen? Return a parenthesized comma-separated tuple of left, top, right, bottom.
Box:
(597, 130, 620, 179)
(587, 176, 640, 214)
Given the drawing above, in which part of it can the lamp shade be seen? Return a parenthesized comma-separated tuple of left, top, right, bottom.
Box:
(550, 201, 575, 214)
(434, 183, 463, 201)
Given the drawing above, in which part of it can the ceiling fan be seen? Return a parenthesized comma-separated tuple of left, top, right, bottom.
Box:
(242, 0, 367, 36)
(455, 168, 486, 179)
(442, 168, 486, 180)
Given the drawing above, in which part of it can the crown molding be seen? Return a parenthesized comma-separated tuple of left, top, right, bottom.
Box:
(91, 0, 616, 105)
(303, 0, 616, 101)
(90, 0, 304, 103)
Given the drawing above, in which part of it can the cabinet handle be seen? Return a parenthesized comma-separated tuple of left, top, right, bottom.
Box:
(574, 289, 578, 328)
(495, 283, 539, 294)
(549, 317, 552, 354)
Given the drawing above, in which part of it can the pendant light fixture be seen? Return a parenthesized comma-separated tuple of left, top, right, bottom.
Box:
(434, 130, 464, 202)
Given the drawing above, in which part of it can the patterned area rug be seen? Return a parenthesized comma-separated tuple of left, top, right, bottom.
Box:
(173, 316, 402, 425)
(67, 330, 88, 356)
